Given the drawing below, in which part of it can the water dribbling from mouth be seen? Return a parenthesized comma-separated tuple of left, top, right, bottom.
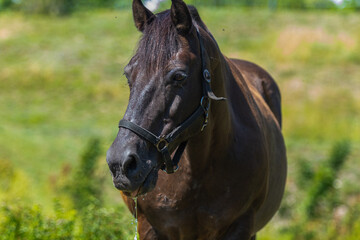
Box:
(132, 197, 139, 240)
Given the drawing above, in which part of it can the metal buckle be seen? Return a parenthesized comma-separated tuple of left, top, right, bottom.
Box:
(156, 138, 169, 152)
(201, 113, 209, 131)
(200, 96, 210, 131)
(201, 96, 210, 112)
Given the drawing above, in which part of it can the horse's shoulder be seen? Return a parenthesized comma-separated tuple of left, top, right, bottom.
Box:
(228, 58, 282, 128)
(228, 59, 277, 97)
(229, 59, 269, 76)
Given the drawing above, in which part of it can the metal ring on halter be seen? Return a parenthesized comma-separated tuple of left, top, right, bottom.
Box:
(156, 138, 169, 152)
(162, 164, 179, 173)
(203, 69, 211, 83)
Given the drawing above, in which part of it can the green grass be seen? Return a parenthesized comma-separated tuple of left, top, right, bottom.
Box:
(0, 7, 360, 239)
(0, 10, 135, 208)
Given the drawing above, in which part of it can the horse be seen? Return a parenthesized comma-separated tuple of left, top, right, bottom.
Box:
(106, 0, 287, 239)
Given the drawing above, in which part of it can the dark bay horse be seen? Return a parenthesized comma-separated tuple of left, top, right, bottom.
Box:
(106, 0, 287, 239)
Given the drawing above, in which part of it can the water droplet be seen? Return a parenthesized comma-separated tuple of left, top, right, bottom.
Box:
(132, 197, 139, 240)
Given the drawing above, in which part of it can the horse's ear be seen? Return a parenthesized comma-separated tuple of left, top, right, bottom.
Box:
(171, 0, 193, 35)
(132, 0, 155, 32)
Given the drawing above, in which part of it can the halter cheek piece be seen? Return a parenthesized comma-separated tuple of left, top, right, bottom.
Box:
(118, 28, 226, 174)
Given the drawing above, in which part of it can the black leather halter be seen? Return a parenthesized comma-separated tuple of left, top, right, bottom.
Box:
(118, 28, 225, 174)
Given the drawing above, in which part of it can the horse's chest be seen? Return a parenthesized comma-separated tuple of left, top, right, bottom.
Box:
(139, 163, 263, 238)
(141, 193, 234, 239)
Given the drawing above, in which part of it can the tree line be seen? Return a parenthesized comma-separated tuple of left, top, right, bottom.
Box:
(187, 0, 360, 10)
(0, 0, 359, 16)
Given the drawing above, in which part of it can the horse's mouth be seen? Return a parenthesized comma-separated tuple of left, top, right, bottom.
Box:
(120, 168, 158, 198)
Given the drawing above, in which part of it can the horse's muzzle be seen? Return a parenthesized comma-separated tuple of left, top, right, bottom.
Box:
(106, 145, 158, 196)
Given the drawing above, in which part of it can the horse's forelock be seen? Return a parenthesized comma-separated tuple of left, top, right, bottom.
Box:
(132, 6, 209, 75)
(134, 10, 180, 75)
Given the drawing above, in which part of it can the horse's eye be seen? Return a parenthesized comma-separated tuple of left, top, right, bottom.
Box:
(173, 72, 187, 82)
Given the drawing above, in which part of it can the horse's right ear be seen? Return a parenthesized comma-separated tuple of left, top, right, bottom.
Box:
(132, 0, 155, 32)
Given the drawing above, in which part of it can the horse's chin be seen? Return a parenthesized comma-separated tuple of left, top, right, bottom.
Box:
(122, 168, 158, 198)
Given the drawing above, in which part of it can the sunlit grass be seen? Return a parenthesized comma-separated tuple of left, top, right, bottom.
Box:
(0, 7, 359, 239)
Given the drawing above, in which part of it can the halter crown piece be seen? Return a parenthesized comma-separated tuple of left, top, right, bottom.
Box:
(118, 28, 226, 174)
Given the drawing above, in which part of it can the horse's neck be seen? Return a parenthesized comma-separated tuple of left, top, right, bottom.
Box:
(184, 56, 234, 176)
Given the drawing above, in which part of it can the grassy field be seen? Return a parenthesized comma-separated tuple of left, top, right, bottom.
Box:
(0, 6, 360, 239)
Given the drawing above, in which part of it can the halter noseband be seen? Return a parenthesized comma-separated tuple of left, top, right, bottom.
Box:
(118, 28, 225, 174)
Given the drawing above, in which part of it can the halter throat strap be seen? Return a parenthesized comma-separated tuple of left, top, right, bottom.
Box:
(118, 28, 225, 174)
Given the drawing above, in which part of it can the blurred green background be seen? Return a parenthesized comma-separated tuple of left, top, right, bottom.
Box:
(0, 0, 359, 239)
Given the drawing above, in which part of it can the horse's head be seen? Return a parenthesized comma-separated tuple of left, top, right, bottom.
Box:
(107, 0, 222, 197)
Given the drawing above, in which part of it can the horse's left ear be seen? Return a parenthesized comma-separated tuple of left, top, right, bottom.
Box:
(171, 0, 193, 35)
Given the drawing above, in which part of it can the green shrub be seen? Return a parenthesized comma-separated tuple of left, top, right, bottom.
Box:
(0, 159, 14, 192)
(295, 157, 315, 188)
(304, 140, 351, 219)
(0, 0, 13, 10)
(78, 203, 132, 240)
(0, 160, 32, 203)
(0, 202, 75, 240)
(16, 0, 120, 15)
(19, 0, 75, 16)
(0, 136, 132, 239)
(76, 0, 116, 9)
(278, 140, 352, 240)
(66, 138, 103, 212)
(0, 201, 132, 240)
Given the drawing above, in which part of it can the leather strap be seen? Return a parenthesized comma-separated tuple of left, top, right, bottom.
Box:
(118, 104, 204, 174)
(119, 120, 159, 145)
(196, 28, 226, 102)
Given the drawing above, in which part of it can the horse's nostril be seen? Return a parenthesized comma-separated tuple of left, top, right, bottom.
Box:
(123, 154, 139, 176)
(110, 162, 120, 177)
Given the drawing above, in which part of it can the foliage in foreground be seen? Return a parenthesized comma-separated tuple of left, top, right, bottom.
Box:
(0, 138, 133, 239)
(1, 139, 359, 239)
(1, 137, 359, 239)
(265, 140, 360, 240)
(0, 202, 131, 240)
(66, 138, 104, 211)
